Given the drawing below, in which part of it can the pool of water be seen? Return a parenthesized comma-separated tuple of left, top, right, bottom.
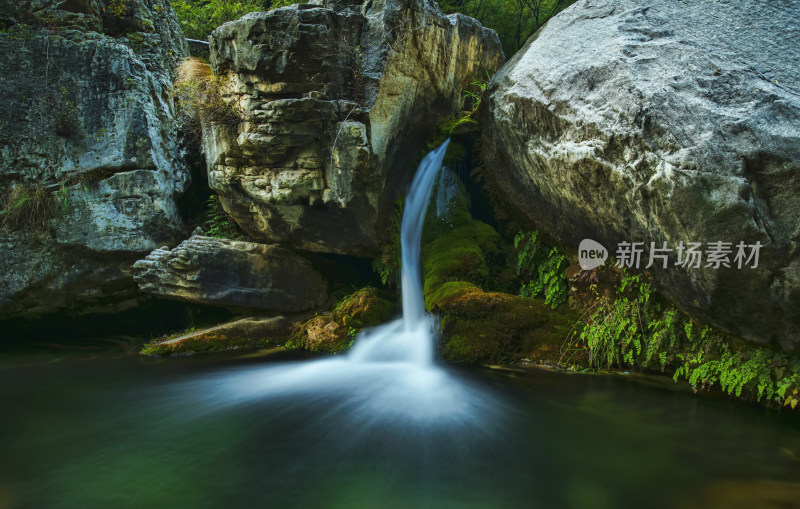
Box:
(1, 339, 799, 509)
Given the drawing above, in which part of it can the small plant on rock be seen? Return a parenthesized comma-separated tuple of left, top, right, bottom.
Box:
(0, 184, 58, 232)
(173, 57, 240, 131)
(202, 194, 244, 239)
(53, 87, 80, 137)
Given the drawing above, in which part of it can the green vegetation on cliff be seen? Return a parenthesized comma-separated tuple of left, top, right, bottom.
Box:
(514, 230, 568, 308)
(407, 143, 800, 410)
(419, 162, 576, 365)
(438, 0, 576, 56)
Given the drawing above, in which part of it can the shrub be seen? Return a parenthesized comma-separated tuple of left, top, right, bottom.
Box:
(172, 0, 284, 41)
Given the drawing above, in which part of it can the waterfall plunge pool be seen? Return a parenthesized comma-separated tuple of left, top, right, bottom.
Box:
(2, 140, 800, 508)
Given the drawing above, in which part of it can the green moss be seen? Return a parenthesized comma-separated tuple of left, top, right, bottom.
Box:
(423, 240, 489, 307)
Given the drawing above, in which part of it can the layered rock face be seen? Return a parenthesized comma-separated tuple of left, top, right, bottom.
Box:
(0, 0, 189, 318)
(204, 0, 504, 255)
(132, 235, 328, 312)
(482, 0, 800, 348)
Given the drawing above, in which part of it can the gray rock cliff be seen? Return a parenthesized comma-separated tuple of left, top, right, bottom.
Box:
(0, 0, 189, 318)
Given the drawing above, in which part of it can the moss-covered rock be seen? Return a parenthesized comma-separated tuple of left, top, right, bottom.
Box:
(421, 169, 579, 365)
(289, 287, 397, 354)
(141, 316, 291, 356)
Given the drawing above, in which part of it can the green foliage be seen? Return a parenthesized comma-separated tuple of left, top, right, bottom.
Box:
(462, 72, 490, 110)
(437, 72, 491, 135)
(171, 0, 295, 40)
(202, 195, 244, 239)
(127, 31, 147, 52)
(0, 23, 35, 40)
(578, 271, 800, 409)
(514, 231, 568, 308)
(55, 184, 70, 214)
(105, 0, 133, 18)
(438, 0, 577, 57)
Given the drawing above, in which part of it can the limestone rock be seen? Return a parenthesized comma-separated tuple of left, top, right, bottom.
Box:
(0, 0, 189, 318)
(132, 235, 328, 312)
(203, 0, 504, 255)
(482, 0, 800, 348)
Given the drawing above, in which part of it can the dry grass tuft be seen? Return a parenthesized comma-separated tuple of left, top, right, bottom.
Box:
(0, 184, 57, 232)
(174, 57, 240, 130)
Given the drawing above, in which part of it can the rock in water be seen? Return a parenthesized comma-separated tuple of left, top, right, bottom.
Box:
(0, 0, 189, 318)
(482, 0, 800, 348)
(132, 235, 328, 312)
(203, 0, 504, 255)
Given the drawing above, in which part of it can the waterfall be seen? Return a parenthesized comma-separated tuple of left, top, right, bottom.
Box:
(400, 139, 451, 329)
(179, 139, 488, 422)
(348, 139, 450, 366)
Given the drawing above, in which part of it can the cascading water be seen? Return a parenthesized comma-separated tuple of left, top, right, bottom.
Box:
(347, 139, 450, 366)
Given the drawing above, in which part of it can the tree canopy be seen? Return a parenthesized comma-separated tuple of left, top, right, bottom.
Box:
(439, 0, 574, 56)
(172, 0, 575, 57)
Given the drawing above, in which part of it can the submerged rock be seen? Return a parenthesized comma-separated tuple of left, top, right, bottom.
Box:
(0, 0, 189, 318)
(202, 0, 504, 255)
(132, 235, 328, 312)
(483, 0, 800, 348)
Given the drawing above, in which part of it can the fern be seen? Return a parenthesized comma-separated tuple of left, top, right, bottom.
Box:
(515, 231, 568, 309)
(578, 270, 800, 409)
